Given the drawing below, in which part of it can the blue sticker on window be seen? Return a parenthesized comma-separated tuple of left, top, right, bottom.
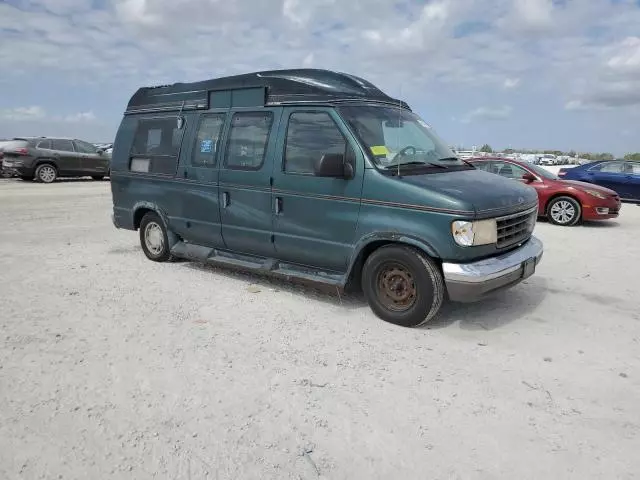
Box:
(200, 139, 213, 153)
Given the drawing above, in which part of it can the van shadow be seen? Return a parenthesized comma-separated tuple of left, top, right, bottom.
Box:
(184, 261, 549, 329)
(183, 261, 366, 311)
(425, 276, 548, 331)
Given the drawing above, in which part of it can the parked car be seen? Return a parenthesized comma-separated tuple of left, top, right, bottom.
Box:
(0, 140, 23, 177)
(558, 161, 640, 203)
(470, 157, 621, 226)
(1, 137, 110, 183)
(94, 143, 114, 154)
(110, 68, 544, 327)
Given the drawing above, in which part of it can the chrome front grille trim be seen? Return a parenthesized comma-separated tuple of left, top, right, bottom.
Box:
(495, 206, 538, 249)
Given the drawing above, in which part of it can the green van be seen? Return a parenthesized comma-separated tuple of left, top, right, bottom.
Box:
(110, 69, 543, 327)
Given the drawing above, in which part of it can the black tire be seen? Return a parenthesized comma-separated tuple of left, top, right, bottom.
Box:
(547, 196, 581, 226)
(20, 176, 34, 181)
(35, 163, 57, 183)
(361, 245, 444, 327)
(139, 212, 174, 262)
(91, 175, 104, 181)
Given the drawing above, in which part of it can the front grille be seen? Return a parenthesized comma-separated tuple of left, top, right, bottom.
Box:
(496, 206, 537, 249)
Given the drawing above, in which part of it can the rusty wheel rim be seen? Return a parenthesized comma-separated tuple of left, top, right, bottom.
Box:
(376, 262, 417, 312)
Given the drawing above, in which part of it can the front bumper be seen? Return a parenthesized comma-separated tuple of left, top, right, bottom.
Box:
(443, 236, 544, 302)
(582, 197, 622, 220)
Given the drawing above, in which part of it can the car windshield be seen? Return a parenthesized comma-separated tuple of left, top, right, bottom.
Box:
(527, 163, 559, 180)
(338, 106, 466, 170)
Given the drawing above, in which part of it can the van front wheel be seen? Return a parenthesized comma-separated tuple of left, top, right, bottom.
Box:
(139, 212, 174, 262)
(362, 245, 444, 327)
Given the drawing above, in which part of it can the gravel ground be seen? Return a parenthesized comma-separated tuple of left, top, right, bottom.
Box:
(1, 179, 639, 480)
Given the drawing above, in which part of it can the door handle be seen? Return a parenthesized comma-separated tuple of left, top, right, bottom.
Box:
(222, 191, 230, 208)
(183, 170, 188, 179)
(275, 196, 283, 214)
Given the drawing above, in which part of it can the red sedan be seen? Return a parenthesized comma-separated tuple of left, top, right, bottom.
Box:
(469, 157, 621, 226)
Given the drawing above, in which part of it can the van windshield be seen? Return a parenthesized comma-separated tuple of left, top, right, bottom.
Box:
(339, 105, 467, 171)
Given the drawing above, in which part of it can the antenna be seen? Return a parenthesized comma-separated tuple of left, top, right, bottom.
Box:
(396, 84, 402, 178)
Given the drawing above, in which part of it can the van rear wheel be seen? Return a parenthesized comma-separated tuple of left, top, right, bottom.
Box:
(362, 245, 444, 327)
(139, 212, 174, 262)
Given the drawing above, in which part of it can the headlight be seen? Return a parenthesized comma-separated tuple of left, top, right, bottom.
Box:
(451, 219, 497, 247)
(583, 189, 606, 199)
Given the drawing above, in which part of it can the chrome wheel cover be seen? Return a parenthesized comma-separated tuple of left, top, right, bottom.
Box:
(144, 222, 164, 255)
(550, 200, 576, 224)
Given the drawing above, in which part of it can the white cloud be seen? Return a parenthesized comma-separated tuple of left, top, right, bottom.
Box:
(607, 36, 640, 72)
(0, 106, 97, 123)
(0, 106, 46, 121)
(565, 35, 640, 109)
(512, 0, 555, 30)
(0, 0, 640, 151)
(302, 53, 314, 67)
(503, 78, 521, 89)
(61, 111, 97, 123)
(461, 106, 512, 123)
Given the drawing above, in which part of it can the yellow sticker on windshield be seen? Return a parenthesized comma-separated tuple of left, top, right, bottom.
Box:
(370, 145, 389, 156)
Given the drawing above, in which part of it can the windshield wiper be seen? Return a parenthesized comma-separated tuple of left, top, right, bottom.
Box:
(438, 156, 475, 167)
(384, 161, 450, 175)
(387, 161, 448, 169)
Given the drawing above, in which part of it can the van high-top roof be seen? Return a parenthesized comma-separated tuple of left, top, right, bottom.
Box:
(125, 68, 410, 115)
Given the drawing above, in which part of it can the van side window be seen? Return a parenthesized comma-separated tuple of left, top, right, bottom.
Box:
(130, 117, 183, 175)
(192, 114, 225, 167)
(224, 112, 273, 170)
(284, 112, 347, 175)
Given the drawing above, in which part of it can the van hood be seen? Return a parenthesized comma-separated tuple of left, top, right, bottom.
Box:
(399, 169, 538, 218)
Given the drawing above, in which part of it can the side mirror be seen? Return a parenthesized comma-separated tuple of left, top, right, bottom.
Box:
(314, 153, 353, 179)
(522, 172, 536, 183)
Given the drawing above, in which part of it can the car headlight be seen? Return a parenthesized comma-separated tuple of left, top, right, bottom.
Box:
(583, 189, 606, 199)
(451, 219, 497, 247)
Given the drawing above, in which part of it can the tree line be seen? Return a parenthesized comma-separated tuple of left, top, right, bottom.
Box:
(475, 144, 639, 161)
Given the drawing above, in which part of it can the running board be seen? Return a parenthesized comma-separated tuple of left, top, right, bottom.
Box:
(170, 241, 345, 287)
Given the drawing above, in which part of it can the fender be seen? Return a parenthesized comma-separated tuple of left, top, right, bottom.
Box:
(346, 231, 442, 279)
(131, 201, 179, 249)
(132, 201, 170, 229)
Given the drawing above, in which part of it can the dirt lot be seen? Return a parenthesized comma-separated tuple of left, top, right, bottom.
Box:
(1, 179, 639, 480)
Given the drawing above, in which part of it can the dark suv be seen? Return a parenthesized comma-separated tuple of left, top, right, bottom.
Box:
(1, 137, 110, 183)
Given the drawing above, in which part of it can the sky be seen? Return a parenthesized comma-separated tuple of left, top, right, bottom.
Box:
(0, 0, 639, 155)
